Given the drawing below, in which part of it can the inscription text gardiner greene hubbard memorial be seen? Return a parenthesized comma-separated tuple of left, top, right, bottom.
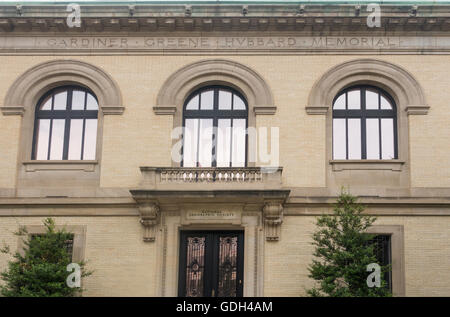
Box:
(0, 36, 447, 52)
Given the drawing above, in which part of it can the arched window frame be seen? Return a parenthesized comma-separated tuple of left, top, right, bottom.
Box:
(154, 59, 276, 168)
(332, 85, 398, 160)
(32, 85, 99, 161)
(182, 85, 249, 167)
(306, 59, 429, 189)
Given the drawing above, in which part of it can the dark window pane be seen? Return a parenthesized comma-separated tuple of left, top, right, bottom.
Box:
(71, 90, 85, 110)
(40, 96, 52, 110)
(381, 119, 395, 159)
(35, 119, 51, 160)
(183, 119, 199, 167)
(380, 95, 392, 110)
(333, 118, 346, 159)
(365, 90, 379, 110)
(198, 119, 213, 167)
(231, 119, 246, 167)
(83, 119, 98, 160)
(68, 119, 83, 160)
(366, 118, 380, 159)
(217, 119, 232, 167)
(186, 95, 199, 110)
(347, 119, 361, 159)
(233, 95, 246, 110)
(332, 86, 396, 161)
(49, 119, 65, 160)
(53, 91, 67, 110)
(347, 89, 360, 109)
(86, 93, 98, 110)
(34, 87, 99, 161)
(218, 90, 232, 110)
(183, 87, 248, 167)
(200, 90, 214, 110)
(333, 93, 345, 110)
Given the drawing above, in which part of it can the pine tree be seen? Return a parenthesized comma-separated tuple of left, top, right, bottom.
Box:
(307, 190, 391, 297)
(0, 218, 91, 297)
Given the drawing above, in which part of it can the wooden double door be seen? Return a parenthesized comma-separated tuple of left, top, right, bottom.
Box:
(178, 231, 244, 297)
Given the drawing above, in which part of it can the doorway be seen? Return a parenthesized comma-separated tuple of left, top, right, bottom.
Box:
(178, 231, 244, 297)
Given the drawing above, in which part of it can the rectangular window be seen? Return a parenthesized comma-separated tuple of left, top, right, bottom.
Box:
(369, 235, 392, 291)
(30, 233, 74, 261)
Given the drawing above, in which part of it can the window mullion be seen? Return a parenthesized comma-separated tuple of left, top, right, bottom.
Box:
(62, 89, 72, 160)
(361, 88, 367, 160)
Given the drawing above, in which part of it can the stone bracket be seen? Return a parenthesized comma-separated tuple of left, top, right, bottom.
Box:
(263, 202, 284, 241)
(137, 201, 160, 242)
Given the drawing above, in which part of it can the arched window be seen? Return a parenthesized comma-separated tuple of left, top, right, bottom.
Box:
(32, 86, 99, 160)
(182, 86, 248, 167)
(332, 86, 397, 160)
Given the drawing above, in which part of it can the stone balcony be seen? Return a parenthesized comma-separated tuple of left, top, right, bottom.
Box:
(130, 167, 290, 242)
(136, 166, 283, 191)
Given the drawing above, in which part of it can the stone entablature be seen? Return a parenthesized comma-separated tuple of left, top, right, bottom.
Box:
(1, 3, 450, 34)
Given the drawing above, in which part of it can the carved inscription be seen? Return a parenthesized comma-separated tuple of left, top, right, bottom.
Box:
(0, 36, 446, 52)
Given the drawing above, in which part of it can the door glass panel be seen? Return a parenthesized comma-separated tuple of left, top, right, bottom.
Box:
(185, 237, 206, 297)
(218, 236, 238, 297)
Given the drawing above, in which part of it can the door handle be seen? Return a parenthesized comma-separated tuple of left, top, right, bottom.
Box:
(211, 289, 215, 297)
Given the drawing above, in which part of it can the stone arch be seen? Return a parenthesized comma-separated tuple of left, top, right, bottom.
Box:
(306, 59, 428, 115)
(155, 59, 275, 116)
(2, 59, 124, 116)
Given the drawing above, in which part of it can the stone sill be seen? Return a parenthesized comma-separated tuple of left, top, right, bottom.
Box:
(23, 160, 98, 172)
(330, 160, 405, 172)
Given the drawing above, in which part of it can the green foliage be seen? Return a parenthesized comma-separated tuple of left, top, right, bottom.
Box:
(0, 218, 91, 297)
(307, 190, 391, 297)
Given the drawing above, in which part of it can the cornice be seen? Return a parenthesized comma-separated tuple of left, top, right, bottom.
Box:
(1, 4, 450, 34)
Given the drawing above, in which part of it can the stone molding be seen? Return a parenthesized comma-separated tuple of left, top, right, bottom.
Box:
(155, 59, 275, 117)
(1, 59, 124, 116)
(366, 225, 405, 297)
(136, 201, 160, 242)
(307, 58, 428, 115)
(17, 224, 87, 263)
(262, 202, 284, 242)
(2, 3, 450, 34)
